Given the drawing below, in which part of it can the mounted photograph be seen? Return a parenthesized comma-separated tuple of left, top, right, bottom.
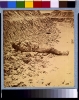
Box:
(3, 10, 74, 87)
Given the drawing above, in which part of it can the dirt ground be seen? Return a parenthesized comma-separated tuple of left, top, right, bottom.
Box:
(3, 10, 74, 87)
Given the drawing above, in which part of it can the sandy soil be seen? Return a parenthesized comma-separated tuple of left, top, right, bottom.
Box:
(3, 10, 74, 87)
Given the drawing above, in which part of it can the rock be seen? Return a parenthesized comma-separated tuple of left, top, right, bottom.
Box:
(41, 65, 46, 68)
(47, 54, 53, 58)
(22, 57, 31, 63)
(27, 73, 32, 77)
(17, 68, 21, 74)
(43, 71, 47, 74)
(71, 39, 74, 44)
(35, 56, 42, 62)
(11, 82, 26, 87)
(28, 79, 33, 81)
(26, 53, 31, 57)
(42, 53, 48, 56)
(46, 82, 51, 86)
(30, 52, 38, 57)
(10, 70, 17, 75)
(46, 32, 51, 34)
(13, 53, 18, 56)
(10, 56, 17, 60)
(4, 52, 12, 60)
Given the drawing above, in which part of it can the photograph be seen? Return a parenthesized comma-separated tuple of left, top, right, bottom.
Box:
(3, 10, 74, 87)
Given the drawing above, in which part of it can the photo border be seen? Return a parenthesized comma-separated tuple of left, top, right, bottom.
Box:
(1, 1, 78, 90)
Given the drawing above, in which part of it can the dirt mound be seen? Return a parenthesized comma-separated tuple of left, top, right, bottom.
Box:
(3, 12, 62, 49)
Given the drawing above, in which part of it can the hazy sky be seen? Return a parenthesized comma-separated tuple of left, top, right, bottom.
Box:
(40, 11, 52, 13)
(40, 10, 73, 14)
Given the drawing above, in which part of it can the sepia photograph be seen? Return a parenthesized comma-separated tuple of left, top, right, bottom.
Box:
(3, 10, 74, 87)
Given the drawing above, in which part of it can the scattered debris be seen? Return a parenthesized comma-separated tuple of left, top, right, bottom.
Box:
(62, 80, 65, 84)
(46, 82, 51, 86)
(65, 83, 69, 85)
